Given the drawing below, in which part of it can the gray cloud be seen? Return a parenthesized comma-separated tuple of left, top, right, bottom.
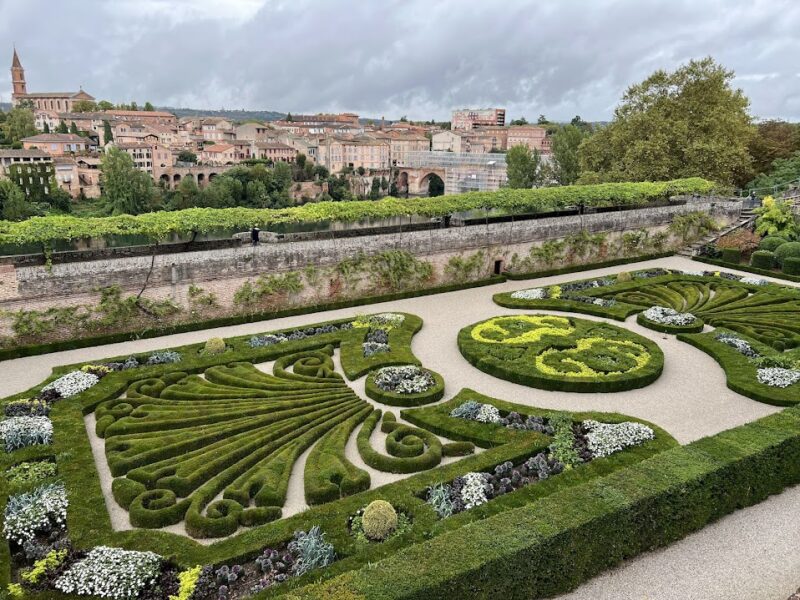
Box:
(1, 0, 799, 121)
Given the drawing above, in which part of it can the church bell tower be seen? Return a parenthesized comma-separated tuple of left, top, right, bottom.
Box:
(11, 47, 27, 103)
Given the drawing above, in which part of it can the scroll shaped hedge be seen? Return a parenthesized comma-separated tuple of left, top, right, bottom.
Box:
(100, 346, 377, 538)
(458, 314, 664, 392)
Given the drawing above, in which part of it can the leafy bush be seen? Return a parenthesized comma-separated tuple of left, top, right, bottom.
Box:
(720, 248, 741, 264)
(21, 548, 69, 585)
(54, 546, 162, 599)
(287, 526, 335, 577)
(750, 250, 775, 269)
(145, 350, 182, 365)
(4, 398, 50, 417)
(760, 235, 788, 252)
(754, 199, 799, 239)
(775, 242, 800, 266)
(784, 257, 800, 276)
(716, 229, 759, 254)
(6, 460, 57, 486)
(374, 366, 434, 394)
(361, 500, 398, 541)
(41, 370, 99, 399)
(203, 337, 227, 355)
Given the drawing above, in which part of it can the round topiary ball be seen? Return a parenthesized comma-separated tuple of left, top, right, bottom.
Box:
(362, 500, 398, 541)
(616, 271, 632, 282)
(204, 337, 227, 355)
(750, 250, 775, 270)
(774, 241, 800, 267)
(759, 236, 788, 252)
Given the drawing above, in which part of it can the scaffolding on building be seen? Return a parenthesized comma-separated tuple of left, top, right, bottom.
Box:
(400, 151, 508, 194)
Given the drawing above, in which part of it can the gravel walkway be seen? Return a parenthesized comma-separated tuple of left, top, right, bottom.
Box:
(1, 255, 797, 599)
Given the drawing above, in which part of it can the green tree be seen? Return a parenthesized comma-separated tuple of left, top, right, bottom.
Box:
(506, 145, 545, 188)
(537, 114, 548, 125)
(369, 177, 381, 200)
(510, 117, 529, 126)
(69, 121, 79, 135)
(177, 150, 197, 163)
(2, 107, 36, 144)
(43, 122, 50, 134)
(551, 124, 587, 185)
(747, 120, 800, 179)
(103, 120, 113, 143)
(286, 113, 293, 122)
(747, 151, 800, 193)
(72, 100, 98, 112)
(101, 147, 154, 215)
(171, 176, 201, 210)
(98, 100, 114, 111)
(144, 101, 155, 111)
(0, 179, 36, 221)
(578, 57, 753, 185)
(57, 120, 68, 134)
(427, 174, 444, 197)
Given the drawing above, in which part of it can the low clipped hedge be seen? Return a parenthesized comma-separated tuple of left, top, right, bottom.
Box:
(775, 241, 800, 266)
(784, 257, 800, 276)
(720, 247, 741, 264)
(750, 250, 776, 269)
(694, 255, 800, 283)
(364, 368, 445, 407)
(294, 404, 800, 599)
(636, 311, 704, 334)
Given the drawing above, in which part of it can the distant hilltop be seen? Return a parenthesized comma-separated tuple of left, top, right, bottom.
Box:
(157, 106, 286, 121)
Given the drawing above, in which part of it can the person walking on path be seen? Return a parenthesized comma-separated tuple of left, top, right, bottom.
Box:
(251, 225, 260, 246)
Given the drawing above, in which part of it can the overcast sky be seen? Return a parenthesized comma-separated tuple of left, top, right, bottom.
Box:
(1, 0, 799, 121)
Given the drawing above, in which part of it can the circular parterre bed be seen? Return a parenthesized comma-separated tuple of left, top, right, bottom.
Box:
(458, 314, 664, 392)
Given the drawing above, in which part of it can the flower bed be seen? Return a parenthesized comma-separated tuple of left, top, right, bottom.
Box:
(365, 365, 445, 407)
(458, 314, 663, 392)
(4, 482, 68, 545)
(55, 546, 162, 599)
(0, 416, 53, 451)
(638, 306, 703, 333)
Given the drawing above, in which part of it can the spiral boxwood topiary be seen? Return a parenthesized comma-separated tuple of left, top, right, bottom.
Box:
(774, 242, 800, 267)
(759, 236, 788, 252)
(783, 256, 800, 276)
(720, 248, 741, 264)
(750, 250, 775, 269)
(362, 500, 398, 541)
(203, 337, 227, 355)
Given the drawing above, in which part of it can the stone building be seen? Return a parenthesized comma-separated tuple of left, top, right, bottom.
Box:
(21, 133, 96, 156)
(317, 136, 390, 172)
(10, 48, 95, 111)
(451, 108, 506, 130)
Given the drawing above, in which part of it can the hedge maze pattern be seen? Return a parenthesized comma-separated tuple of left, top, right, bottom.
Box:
(458, 315, 664, 392)
(600, 279, 800, 349)
(97, 344, 448, 538)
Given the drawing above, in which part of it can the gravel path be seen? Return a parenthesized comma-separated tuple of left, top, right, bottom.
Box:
(2, 255, 797, 599)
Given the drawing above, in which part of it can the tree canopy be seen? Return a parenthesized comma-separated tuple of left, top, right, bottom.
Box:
(101, 147, 156, 215)
(551, 124, 588, 185)
(578, 57, 752, 186)
(506, 145, 546, 188)
(1, 107, 36, 144)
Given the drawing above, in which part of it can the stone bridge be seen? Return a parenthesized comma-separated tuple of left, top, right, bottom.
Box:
(396, 151, 508, 196)
(158, 164, 235, 190)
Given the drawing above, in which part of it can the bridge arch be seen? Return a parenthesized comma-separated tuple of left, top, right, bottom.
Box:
(419, 172, 445, 197)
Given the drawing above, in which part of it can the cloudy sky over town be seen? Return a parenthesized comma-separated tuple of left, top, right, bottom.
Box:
(1, 0, 799, 121)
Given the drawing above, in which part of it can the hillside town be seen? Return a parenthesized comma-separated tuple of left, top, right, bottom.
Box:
(1, 48, 554, 203)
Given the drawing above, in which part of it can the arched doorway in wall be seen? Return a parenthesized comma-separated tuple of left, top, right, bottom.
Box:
(420, 172, 445, 197)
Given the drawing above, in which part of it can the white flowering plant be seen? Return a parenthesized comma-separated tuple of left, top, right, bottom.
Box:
(459, 472, 489, 509)
(0, 416, 53, 451)
(582, 420, 655, 458)
(474, 403, 502, 424)
(510, 287, 547, 300)
(642, 306, 698, 326)
(714, 333, 760, 359)
(373, 366, 435, 394)
(740, 277, 768, 286)
(4, 482, 68, 545)
(757, 367, 800, 388)
(41, 371, 99, 399)
(55, 546, 162, 599)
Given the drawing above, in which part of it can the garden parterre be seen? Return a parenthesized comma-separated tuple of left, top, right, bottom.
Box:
(0, 310, 676, 599)
(495, 268, 800, 402)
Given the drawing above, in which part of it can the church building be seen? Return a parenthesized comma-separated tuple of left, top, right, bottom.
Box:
(10, 48, 95, 112)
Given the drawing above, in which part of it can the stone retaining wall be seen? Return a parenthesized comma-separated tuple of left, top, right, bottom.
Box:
(0, 199, 741, 303)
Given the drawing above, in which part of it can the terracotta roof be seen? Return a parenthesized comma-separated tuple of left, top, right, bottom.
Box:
(22, 92, 86, 99)
(203, 143, 235, 152)
(254, 141, 293, 150)
(0, 149, 51, 159)
(21, 133, 89, 143)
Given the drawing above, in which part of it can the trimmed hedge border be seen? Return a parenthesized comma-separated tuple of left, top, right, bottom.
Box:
(504, 251, 674, 280)
(0, 277, 506, 362)
(636, 312, 705, 334)
(693, 255, 800, 283)
(364, 368, 445, 407)
(294, 404, 800, 599)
